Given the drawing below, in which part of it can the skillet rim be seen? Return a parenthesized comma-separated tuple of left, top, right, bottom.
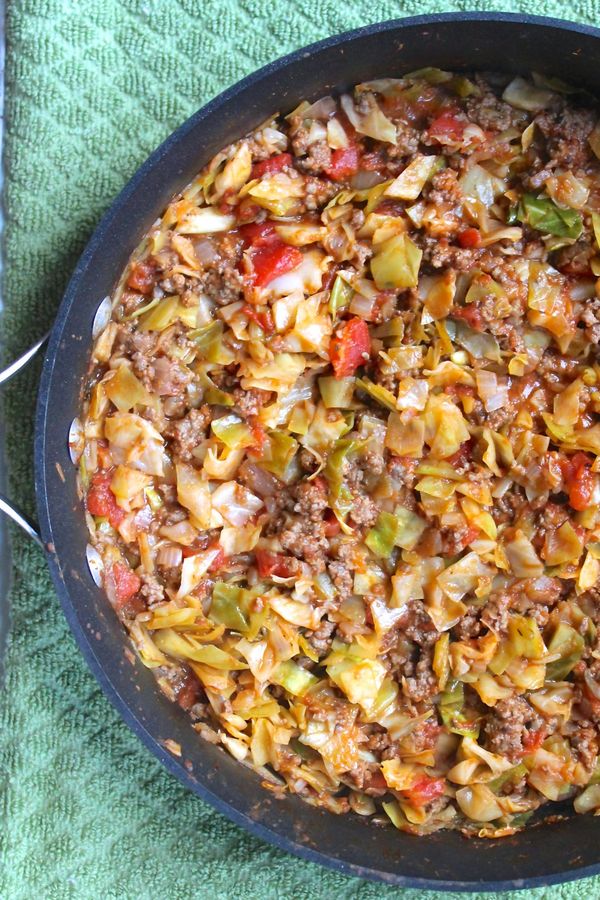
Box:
(34, 11, 600, 891)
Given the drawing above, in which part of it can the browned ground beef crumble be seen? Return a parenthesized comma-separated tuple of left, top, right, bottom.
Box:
(77, 68, 600, 836)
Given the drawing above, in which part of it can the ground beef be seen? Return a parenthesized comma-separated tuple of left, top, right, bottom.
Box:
(427, 167, 463, 205)
(150, 355, 193, 397)
(327, 559, 354, 603)
(304, 175, 338, 210)
(198, 258, 244, 305)
(296, 139, 332, 174)
(580, 297, 600, 344)
(570, 725, 599, 772)
(484, 696, 543, 761)
(466, 79, 525, 132)
(454, 610, 484, 641)
(536, 106, 597, 170)
(307, 617, 336, 656)
(417, 234, 484, 270)
(279, 519, 329, 572)
(398, 600, 439, 647)
(164, 406, 211, 461)
(293, 478, 328, 520)
(349, 494, 379, 528)
(403, 650, 438, 702)
(481, 590, 511, 634)
(386, 120, 420, 157)
(140, 572, 165, 607)
(232, 387, 271, 418)
(298, 448, 320, 473)
(159, 271, 186, 294)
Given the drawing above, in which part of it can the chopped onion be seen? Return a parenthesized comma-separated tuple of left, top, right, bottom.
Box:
(350, 170, 386, 190)
(211, 480, 263, 526)
(349, 291, 377, 320)
(194, 238, 220, 265)
(475, 369, 509, 412)
(303, 95, 337, 120)
(156, 544, 183, 568)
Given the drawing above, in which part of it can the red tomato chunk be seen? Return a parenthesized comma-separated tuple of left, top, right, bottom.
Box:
(325, 146, 359, 182)
(329, 317, 371, 377)
(251, 242, 303, 287)
(86, 471, 124, 529)
(251, 152, 293, 179)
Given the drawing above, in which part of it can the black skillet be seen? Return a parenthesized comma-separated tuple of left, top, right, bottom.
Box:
(8, 11, 600, 891)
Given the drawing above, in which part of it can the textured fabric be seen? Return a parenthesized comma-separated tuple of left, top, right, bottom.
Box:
(2, 1, 600, 898)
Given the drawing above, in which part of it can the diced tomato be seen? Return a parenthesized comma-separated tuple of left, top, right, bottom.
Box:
(521, 728, 546, 755)
(86, 471, 125, 529)
(325, 145, 360, 182)
(447, 438, 474, 468)
(457, 227, 482, 249)
(250, 242, 303, 287)
(111, 562, 141, 608)
(329, 317, 371, 378)
(248, 419, 268, 455)
(235, 200, 262, 225)
(416, 721, 443, 750)
(427, 113, 466, 143)
(362, 769, 388, 795)
(176, 672, 202, 711)
(181, 546, 196, 559)
(255, 549, 297, 578)
(243, 304, 274, 333)
(403, 775, 446, 808)
(382, 85, 446, 124)
(239, 220, 278, 246)
(560, 451, 595, 511)
(451, 305, 484, 331)
(374, 199, 405, 217)
(456, 524, 481, 551)
(126, 260, 156, 295)
(323, 509, 341, 538)
(251, 152, 293, 179)
(207, 543, 226, 573)
(360, 150, 386, 172)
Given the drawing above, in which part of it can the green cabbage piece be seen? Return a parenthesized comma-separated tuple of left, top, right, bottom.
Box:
(271, 660, 318, 696)
(446, 318, 501, 362)
(209, 582, 266, 638)
(328, 273, 354, 313)
(356, 377, 397, 411)
(261, 431, 298, 480)
(324, 438, 356, 521)
(365, 511, 400, 558)
(197, 370, 235, 406)
(319, 376, 356, 409)
(439, 681, 480, 738)
(517, 193, 583, 239)
(370, 233, 422, 290)
(211, 414, 254, 449)
(545, 622, 585, 681)
(190, 320, 235, 365)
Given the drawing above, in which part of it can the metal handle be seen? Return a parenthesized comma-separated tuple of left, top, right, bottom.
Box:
(0, 493, 43, 547)
(0, 331, 49, 385)
(0, 333, 48, 546)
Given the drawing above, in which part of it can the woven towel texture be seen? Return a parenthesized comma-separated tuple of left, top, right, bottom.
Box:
(3, 1, 600, 898)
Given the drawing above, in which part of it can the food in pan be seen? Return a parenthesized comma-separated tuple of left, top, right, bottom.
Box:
(75, 67, 600, 836)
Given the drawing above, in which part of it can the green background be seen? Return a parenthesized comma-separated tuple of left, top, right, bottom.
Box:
(2, 2, 600, 897)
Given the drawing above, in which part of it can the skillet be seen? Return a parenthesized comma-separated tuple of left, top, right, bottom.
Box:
(6, 11, 600, 890)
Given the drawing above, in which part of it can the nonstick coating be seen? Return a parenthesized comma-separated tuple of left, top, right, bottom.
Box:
(34, 13, 600, 890)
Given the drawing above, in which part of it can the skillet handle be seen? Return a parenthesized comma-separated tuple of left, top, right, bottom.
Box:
(0, 333, 49, 547)
(0, 494, 43, 547)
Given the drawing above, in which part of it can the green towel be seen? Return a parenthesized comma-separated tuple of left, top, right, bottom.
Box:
(3, 1, 600, 897)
